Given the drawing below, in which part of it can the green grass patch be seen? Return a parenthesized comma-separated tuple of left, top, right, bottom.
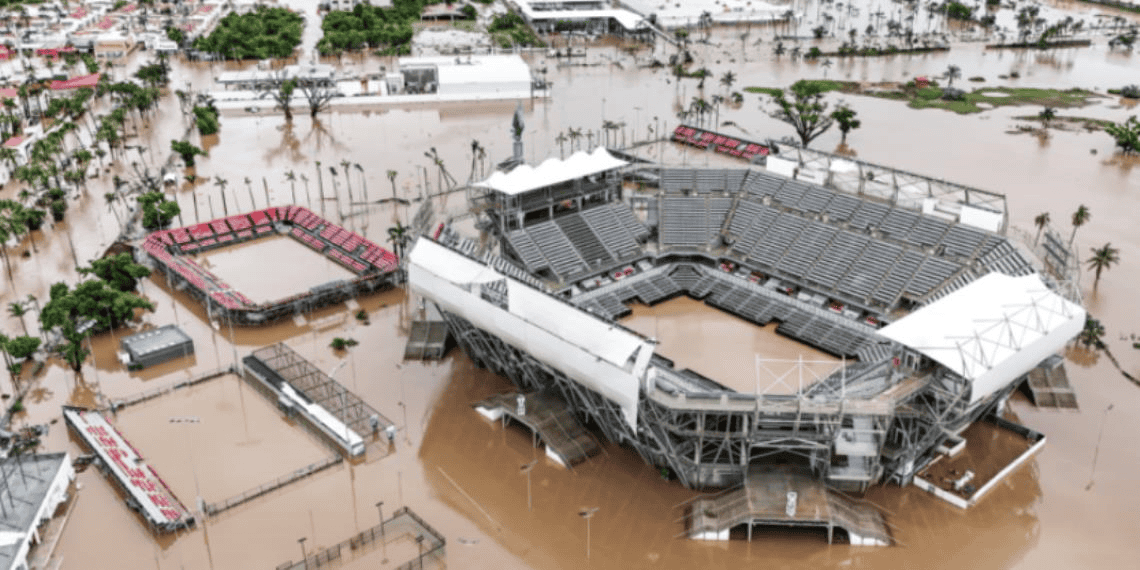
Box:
(1014, 115, 1114, 129)
(865, 86, 1098, 114)
(744, 80, 856, 98)
(743, 86, 784, 97)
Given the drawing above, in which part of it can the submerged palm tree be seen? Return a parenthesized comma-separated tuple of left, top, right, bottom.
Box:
(555, 132, 568, 158)
(944, 64, 961, 87)
(1086, 243, 1120, 291)
(387, 220, 409, 259)
(1033, 211, 1050, 244)
(284, 170, 297, 204)
(1070, 204, 1090, 246)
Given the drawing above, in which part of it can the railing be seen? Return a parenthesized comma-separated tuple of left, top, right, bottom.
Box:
(105, 367, 233, 413)
(275, 507, 445, 570)
(203, 454, 342, 516)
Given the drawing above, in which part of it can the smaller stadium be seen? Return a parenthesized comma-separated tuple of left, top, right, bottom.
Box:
(141, 206, 400, 325)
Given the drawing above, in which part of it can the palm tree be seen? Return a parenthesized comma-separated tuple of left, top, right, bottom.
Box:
(340, 159, 354, 205)
(944, 64, 961, 88)
(821, 58, 833, 78)
(720, 71, 736, 93)
(1032, 212, 1050, 244)
(8, 301, 27, 335)
(1086, 243, 1120, 291)
(774, 41, 786, 58)
(555, 132, 568, 158)
(568, 128, 583, 151)
(284, 170, 297, 204)
(1078, 315, 1105, 349)
(386, 169, 398, 206)
(387, 220, 408, 259)
(1070, 204, 1090, 246)
(469, 139, 485, 181)
(601, 120, 618, 147)
(0, 199, 29, 282)
(213, 176, 229, 217)
(354, 163, 368, 202)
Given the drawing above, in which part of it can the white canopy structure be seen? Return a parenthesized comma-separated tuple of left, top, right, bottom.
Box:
(878, 272, 1084, 403)
(408, 238, 654, 429)
(399, 55, 533, 97)
(476, 147, 628, 196)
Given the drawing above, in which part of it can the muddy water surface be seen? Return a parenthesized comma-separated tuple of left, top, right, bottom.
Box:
(622, 297, 840, 394)
(196, 234, 357, 303)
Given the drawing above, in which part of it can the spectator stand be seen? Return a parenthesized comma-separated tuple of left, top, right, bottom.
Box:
(140, 206, 400, 326)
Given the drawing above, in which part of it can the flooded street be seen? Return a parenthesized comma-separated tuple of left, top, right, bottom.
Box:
(1, 0, 1139, 568)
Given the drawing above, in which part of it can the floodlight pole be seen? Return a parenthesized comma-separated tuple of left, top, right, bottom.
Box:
(520, 460, 538, 511)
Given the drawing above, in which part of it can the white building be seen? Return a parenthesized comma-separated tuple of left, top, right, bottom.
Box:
(0, 453, 75, 570)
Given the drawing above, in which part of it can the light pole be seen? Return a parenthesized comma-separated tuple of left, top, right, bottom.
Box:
(376, 500, 385, 534)
(298, 537, 308, 570)
(1086, 403, 1114, 491)
(520, 460, 538, 511)
(579, 507, 599, 559)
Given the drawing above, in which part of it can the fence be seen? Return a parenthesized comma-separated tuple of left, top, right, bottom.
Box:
(105, 367, 234, 413)
(275, 507, 446, 570)
(203, 454, 343, 517)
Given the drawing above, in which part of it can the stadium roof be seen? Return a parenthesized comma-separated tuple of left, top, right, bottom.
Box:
(476, 147, 628, 196)
(878, 272, 1084, 403)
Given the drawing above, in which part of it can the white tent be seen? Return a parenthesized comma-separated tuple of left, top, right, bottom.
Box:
(878, 272, 1084, 404)
(475, 147, 628, 196)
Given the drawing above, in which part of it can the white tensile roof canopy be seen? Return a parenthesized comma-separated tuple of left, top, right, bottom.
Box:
(878, 272, 1084, 403)
(476, 147, 628, 196)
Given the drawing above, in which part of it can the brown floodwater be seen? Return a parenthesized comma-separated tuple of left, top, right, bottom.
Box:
(1, 0, 1139, 568)
(621, 297, 839, 394)
(195, 234, 357, 304)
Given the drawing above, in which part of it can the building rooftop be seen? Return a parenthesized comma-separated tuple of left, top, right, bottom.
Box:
(121, 324, 193, 358)
(0, 453, 68, 536)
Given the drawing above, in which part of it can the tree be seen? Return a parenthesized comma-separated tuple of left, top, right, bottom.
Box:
(1086, 243, 1120, 291)
(1033, 212, 1050, 245)
(170, 139, 206, 167)
(831, 105, 861, 142)
(3, 335, 40, 361)
(944, 64, 962, 88)
(297, 79, 336, 118)
(7, 302, 28, 336)
(720, 71, 736, 93)
(1104, 115, 1140, 155)
(138, 192, 180, 230)
(1038, 106, 1057, 126)
(59, 330, 90, 373)
(80, 253, 152, 292)
(0, 200, 30, 281)
(769, 81, 835, 147)
(1070, 204, 1090, 246)
(1078, 315, 1105, 349)
(39, 280, 155, 336)
(386, 169, 398, 204)
(261, 70, 296, 122)
(388, 220, 408, 259)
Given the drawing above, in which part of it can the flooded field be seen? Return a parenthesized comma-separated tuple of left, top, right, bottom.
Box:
(0, 0, 1138, 568)
(621, 297, 839, 394)
(110, 373, 336, 504)
(195, 234, 356, 304)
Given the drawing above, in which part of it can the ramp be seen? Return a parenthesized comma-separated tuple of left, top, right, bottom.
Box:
(687, 467, 891, 546)
(474, 391, 600, 467)
(404, 301, 452, 360)
(1025, 357, 1077, 410)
